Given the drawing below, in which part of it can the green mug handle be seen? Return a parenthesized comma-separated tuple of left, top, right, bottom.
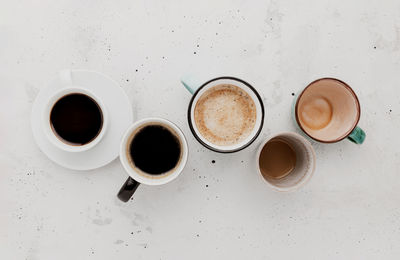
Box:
(347, 126, 366, 144)
(181, 75, 202, 94)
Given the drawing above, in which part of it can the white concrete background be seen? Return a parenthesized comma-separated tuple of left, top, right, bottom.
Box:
(1, 0, 400, 259)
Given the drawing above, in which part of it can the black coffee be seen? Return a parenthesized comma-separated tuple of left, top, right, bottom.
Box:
(50, 93, 103, 145)
(129, 125, 181, 175)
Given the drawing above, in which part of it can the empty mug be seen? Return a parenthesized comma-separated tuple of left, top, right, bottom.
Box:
(293, 78, 365, 144)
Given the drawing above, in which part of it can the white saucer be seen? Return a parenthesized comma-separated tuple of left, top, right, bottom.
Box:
(31, 70, 133, 171)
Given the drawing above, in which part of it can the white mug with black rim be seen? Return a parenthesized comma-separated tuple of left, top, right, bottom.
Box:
(181, 76, 265, 153)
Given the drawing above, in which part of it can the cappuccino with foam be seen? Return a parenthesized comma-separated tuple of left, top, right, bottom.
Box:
(193, 84, 257, 146)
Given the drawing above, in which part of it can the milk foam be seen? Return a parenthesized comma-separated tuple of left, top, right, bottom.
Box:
(194, 84, 257, 146)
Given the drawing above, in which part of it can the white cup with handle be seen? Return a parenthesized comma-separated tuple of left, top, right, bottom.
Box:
(42, 70, 108, 152)
(181, 76, 265, 153)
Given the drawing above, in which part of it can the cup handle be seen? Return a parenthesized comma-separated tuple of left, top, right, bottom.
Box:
(117, 177, 140, 202)
(59, 69, 73, 86)
(347, 126, 366, 144)
(180, 75, 202, 95)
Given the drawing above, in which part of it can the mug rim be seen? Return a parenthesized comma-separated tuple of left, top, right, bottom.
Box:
(187, 76, 265, 153)
(256, 132, 316, 192)
(43, 87, 108, 152)
(294, 77, 361, 143)
(119, 117, 188, 186)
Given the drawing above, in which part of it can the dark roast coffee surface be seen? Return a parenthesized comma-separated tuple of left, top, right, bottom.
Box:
(50, 93, 103, 145)
(130, 125, 181, 175)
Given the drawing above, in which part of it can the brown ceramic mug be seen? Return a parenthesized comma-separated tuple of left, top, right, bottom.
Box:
(293, 78, 365, 144)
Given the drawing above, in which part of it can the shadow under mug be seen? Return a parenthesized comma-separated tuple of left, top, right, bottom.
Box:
(117, 117, 188, 202)
(181, 76, 265, 153)
(293, 78, 366, 144)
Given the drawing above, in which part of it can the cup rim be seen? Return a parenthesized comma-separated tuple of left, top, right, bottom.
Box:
(294, 77, 361, 143)
(43, 87, 108, 152)
(256, 132, 316, 192)
(187, 76, 265, 153)
(119, 117, 188, 186)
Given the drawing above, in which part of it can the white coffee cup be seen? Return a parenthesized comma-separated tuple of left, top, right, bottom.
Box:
(118, 117, 188, 202)
(256, 132, 316, 192)
(42, 70, 108, 153)
(181, 76, 265, 153)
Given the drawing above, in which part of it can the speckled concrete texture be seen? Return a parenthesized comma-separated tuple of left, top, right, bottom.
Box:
(1, 0, 400, 259)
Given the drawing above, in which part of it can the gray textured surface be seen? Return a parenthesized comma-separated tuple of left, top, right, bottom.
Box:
(1, 0, 400, 259)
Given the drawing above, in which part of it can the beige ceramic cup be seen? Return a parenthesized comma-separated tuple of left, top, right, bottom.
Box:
(256, 132, 316, 192)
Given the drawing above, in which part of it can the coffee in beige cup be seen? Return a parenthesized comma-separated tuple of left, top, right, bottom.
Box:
(256, 132, 316, 192)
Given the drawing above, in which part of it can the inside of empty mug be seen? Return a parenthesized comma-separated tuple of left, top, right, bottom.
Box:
(262, 135, 313, 190)
(296, 79, 360, 142)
